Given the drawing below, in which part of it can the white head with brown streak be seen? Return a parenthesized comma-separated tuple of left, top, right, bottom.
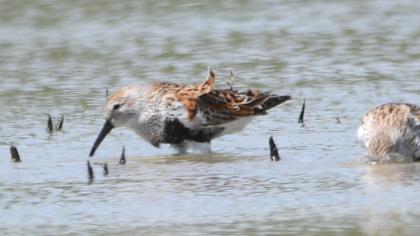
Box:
(89, 85, 146, 157)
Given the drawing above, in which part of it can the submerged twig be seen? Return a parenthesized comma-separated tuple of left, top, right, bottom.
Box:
(47, 114, 54, 133)
(103, 163, 109, 176)
(87, 161, 94, 183)
(298, 99, 305, 124)
(336, 117, 341, 124)
(269, 136, 280, 162)
(106, 88, 110, 98)
(56, 115, 64, 131)
(119, 146, 126, 164)
(10, 145, 21, 163)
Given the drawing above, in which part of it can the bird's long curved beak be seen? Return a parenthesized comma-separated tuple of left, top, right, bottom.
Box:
(89, 119, 114, 157)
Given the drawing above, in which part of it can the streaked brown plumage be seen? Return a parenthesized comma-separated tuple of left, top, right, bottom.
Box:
(358, 103, 420, 162)
(89, 68, 291, 156)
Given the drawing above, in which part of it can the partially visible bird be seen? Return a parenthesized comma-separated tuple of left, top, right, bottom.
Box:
(89, 68, 291, 156)
(358, 103, 420, 162)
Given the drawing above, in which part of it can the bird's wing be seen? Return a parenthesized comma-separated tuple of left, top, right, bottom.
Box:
(163, 68, 290, 127)
(198, 89, 291, 126)
(168, 68, 216, 120)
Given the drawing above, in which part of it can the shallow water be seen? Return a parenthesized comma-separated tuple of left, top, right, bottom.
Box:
(1, 0, 420, 235)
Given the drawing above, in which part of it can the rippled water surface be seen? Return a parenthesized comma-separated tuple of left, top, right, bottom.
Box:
(1, 0, 420, 235)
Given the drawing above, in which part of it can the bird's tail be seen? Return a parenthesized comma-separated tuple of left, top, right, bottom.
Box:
(260, 95, 292, 111)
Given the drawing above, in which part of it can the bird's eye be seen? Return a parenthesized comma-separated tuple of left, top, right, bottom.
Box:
(113, 104, 121, 110)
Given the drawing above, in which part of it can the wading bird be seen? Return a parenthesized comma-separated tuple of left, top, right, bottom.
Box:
(358, 103, 420, 162)
(89, 69, 291, 156)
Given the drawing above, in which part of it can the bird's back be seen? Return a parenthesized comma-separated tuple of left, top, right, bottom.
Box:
(145, 69, 291, 144)
(358, 103, 420, 161)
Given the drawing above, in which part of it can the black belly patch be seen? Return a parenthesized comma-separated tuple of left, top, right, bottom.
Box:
(162, 118, 224, 144)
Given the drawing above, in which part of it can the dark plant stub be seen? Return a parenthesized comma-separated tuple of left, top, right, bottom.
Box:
(87, 161, 94, 183)
(10, 145, 21, 163)
(298, 99, 305, 124)
(269, 136, 280, 162)
(56, 115, 64, 131)
(336, 117, 341, 124)
(120, 146, 126, 164)
(47, 114, 54, 133)
(103, 163, 109, 176)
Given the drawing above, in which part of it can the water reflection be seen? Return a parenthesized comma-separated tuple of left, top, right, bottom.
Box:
(362, 163, 420, 187)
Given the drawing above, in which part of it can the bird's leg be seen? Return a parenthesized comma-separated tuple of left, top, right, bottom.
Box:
(191, 142, 212, 154)
(171, 141, 212, 154)
(171, 142, 188, 155)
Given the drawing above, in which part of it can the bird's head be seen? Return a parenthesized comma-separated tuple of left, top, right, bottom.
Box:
(89, 85, 145, 157)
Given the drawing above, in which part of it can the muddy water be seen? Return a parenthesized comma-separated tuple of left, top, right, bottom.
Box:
(1, 0, 420, 235)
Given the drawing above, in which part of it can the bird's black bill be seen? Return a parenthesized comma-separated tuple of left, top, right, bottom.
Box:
(89, 120, 114, 157)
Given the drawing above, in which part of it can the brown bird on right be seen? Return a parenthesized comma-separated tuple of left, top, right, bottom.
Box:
(358, 103, 420, 162)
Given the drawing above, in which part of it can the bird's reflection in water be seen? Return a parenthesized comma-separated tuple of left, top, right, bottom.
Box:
(362, 162, 420, 188)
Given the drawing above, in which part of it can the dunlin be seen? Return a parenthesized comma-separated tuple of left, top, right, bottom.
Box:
(89, 69, 291, 156)
(358, 103, 420, 162)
